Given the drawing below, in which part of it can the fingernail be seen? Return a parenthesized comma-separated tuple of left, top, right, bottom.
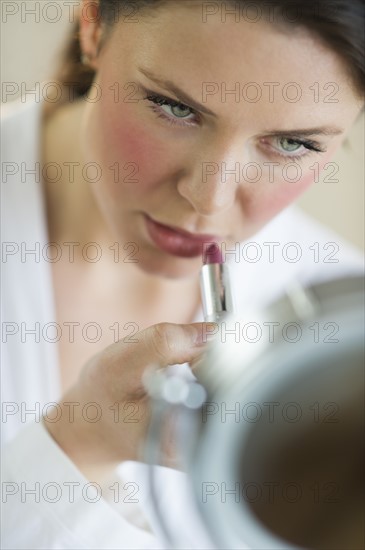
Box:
(194, 323, 219, 345)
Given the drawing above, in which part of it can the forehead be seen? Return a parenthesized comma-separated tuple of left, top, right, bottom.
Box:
(106, 1, 361, 127)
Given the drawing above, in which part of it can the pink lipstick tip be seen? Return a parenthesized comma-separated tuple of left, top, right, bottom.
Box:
(203, 243, 223, 265)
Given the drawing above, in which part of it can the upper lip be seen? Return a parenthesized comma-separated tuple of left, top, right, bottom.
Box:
(145, 214, 221, 242)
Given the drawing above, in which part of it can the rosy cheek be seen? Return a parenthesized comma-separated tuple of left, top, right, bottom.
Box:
(100, 103, 165, 197)
(247, 157, 331, 223)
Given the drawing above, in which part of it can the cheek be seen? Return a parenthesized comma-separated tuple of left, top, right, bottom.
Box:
(95, 100, 169, 199)
(263, 172, 313, 215)
(243, 154, 334, 223)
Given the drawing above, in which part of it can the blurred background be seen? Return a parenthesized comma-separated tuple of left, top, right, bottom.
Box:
(1, 0, 364, 251)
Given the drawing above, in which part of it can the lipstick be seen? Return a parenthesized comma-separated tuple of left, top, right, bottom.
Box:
(199, 243, 234, 322)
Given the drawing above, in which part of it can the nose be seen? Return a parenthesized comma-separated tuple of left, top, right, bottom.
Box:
(177, 137, 242, 216)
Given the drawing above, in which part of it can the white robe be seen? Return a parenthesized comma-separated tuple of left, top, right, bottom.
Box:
(1, 94, 363, 549)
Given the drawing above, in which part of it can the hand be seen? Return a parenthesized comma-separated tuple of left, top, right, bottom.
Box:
(43, 322, 214, 482)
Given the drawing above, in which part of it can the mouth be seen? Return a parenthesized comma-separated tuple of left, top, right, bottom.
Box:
(143, 214, 220, 258)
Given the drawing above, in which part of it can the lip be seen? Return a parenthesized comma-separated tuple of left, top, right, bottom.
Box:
(144, 214, 220, 258)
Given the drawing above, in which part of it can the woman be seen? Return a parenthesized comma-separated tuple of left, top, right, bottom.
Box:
(2, 0, 364, 548)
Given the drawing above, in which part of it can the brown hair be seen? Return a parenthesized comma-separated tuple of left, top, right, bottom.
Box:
(47, 0, 365, 116)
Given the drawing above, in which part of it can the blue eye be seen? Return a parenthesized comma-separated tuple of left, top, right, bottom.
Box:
(143, 92, 328, 163)
(144, 93, 198, 127)
(262, 136, 327, 162)
(278, 138, 303, 152)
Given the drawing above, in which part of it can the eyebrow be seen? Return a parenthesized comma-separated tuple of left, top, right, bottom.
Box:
(137, 67, 344, 137)
(262, 127, 344, 137)
(138, 66, 216, 116)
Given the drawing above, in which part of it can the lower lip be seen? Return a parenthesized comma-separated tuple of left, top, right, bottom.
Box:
(144, 215, 217, 258)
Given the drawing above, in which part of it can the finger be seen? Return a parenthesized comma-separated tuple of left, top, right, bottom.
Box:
(139, 322, 217, 367)
(96, 322, 217, 382)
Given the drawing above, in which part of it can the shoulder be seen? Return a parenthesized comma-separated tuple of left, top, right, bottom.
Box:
(229, 205, 363, 311)
(285, 206, 363, 275)
(1, 97, 45, 181)
(1, 96, 43, 148)
(1, 96, 39, 133)
(1, 96, 29, 119)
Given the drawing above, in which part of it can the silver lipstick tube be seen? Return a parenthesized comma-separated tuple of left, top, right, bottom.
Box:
(199, 263, 233, 322)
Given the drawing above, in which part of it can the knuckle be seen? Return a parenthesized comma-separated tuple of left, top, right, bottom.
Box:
(149, 323, 176, 362)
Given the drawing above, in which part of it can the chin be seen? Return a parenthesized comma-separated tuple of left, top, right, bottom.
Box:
(136, 253, 200, 280)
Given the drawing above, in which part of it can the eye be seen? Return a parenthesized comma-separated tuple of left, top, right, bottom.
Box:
(278, 137, 303, 152)
(165, 102, 193, 119)
(261, 136, 327, 161)
(143, 92, 199, 127)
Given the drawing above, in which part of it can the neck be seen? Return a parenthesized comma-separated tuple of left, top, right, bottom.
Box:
(41, 99, 109, 246)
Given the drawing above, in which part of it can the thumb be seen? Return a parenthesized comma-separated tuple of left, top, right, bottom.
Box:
(139, 322, 217, 367)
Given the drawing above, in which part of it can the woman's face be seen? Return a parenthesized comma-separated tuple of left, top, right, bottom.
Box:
(80, 1, 363, 279)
